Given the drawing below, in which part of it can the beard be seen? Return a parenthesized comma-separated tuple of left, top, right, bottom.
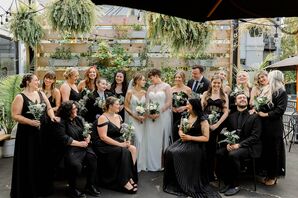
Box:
(237, 103, 247, 109)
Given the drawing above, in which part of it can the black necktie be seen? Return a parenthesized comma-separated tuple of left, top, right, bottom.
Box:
(237, 112, 243, 131)
(192, 80, 199, 91)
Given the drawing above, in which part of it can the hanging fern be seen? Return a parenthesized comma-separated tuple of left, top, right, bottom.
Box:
(146, 13, 213, 54)
(9, 4, 44, 48)
(48, 0, 97, 35)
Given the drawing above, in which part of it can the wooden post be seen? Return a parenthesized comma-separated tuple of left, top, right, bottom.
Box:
(296, 66, 298, 111)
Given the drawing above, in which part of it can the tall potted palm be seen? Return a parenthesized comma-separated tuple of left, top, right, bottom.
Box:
(0, 75, 22, 157)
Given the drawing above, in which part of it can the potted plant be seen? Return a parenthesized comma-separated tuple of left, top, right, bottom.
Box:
(0, 75, 22, 157)
(49, 46, 79, 67)
(9, 4, 44, 48)
(184, 53, 215, 67)
(48, 0, 97, 35)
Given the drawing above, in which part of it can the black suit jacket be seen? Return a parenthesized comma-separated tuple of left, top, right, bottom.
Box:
(187, 76, 210, 94)
(226, 110, 262, 158)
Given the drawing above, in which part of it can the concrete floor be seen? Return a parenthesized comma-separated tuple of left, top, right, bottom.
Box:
(0, 144, 298, 198)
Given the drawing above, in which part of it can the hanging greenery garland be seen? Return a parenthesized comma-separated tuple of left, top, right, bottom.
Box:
(146, 13, 213, 54)
(9, 4, 44, 48)
(48, 0, 96, 35)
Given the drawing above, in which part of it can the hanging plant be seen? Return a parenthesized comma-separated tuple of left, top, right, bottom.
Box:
(9, 4, 44, 48)
(48, 0, 97, 35)
(146, 13, 213, 54)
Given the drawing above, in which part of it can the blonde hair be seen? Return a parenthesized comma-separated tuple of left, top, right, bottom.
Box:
(253, 70, 268, 88)
(268, 70, 285, 102)
(174, 70, 186, 82)
(63, 67, 78, 80)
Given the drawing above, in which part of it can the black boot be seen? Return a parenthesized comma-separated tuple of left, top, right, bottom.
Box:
(85, 185, 101, 197)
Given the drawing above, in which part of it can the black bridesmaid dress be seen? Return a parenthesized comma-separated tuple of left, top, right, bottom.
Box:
(91, 115, 138, 191)
(163, 116, 221, 198)
(11, 92, 45, 198)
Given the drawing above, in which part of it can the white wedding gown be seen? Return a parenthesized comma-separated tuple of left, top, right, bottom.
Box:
(145, 83, 172, 171)
(125, 94, 147, 172)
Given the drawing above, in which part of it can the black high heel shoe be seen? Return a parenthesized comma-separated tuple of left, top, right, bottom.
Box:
(122, 186, 137, 194)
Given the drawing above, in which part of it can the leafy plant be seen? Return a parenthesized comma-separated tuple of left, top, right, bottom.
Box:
(48, 0, 97, 35)
(50, 46, 73, 59)
(0, 75, 22, 134)
(9, 4, 44, 48)
(113, 25, 130, 38)
(146, 13, 213, 54)
(132, 24, 143, 31)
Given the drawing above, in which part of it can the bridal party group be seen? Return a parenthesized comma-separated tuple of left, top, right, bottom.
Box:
(10, 64, 287, 198)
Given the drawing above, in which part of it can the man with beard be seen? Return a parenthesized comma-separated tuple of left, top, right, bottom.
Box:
(216, 92, 262, 196)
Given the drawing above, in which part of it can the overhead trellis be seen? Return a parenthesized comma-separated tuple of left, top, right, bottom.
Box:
(146, 13, 213, 55)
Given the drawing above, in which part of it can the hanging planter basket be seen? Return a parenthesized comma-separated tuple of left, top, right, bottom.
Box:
(48, 0, 97, 35)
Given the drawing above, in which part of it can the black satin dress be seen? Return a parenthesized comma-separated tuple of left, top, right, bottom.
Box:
(163, 116, 221, 198)
(91, 116, 138, 191)
(172, 91, 188, 142)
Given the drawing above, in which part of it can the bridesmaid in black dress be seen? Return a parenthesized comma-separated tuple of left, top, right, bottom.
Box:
(109, 70, 128, 119)
(41, 71, 61, 112)
(60, 67, 80, 102)
(11, 73, 57, 198)
(201, 75, 229, 182)
(92, 96, 138, 194)
(171, 71, 192, 142)
(163, 98, 221, 198)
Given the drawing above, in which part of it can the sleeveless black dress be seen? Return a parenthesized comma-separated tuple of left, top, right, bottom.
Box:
(172, 91, 188, 142)
(11, 92, 46, 198)
(163, 116, 221, 198)
(91, 116, 138, 191)
(48, 95, 56, 109)
(69, 87, 80, 102)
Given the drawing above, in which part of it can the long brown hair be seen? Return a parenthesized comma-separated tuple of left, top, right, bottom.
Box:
(84, 66, 100, 90)
(203, 75, 226, 107)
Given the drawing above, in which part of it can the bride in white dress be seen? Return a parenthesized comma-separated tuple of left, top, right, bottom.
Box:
(124, 74, 147, 172)
(146, 69, 172, 171)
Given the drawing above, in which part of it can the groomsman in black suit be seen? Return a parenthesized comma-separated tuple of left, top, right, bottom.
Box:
(216, 92, 262, 196)
(187, 65, 210, 94)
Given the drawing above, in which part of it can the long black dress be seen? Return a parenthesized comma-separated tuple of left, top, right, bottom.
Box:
(260, 89, 287, 177)
(172, 91, 188, 142)
(204, 98, 225, 181)
(91, 115, 138, 191)
(11, 93, 45, 198)
(163, 116, 221, 198)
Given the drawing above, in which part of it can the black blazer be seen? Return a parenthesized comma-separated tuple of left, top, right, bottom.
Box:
(226, 110, 262, 158)
(187, 76, 210, 94)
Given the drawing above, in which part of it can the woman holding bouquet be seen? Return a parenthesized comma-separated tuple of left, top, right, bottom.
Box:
(60, 67, 80, 102)
(85, 78, 112, 123)
(11, 73, 57, 198)
(109, 70, 128, 119)
(92, 96, 138, 193)
(171, 70, 192, 141)
(258, 70, 287, 186)
(250, 70, 270, 112)
(163, 98, 221, 198)
(146, 68, 173, 171)
(124, 73, 147, 172)
(201, 75, 229, 182)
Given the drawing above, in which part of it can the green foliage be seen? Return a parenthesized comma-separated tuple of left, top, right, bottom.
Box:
(160, 66, 177, 86)
(9, 4, 44, 48)
(132, 24, 143, 31)
(146, 13, 213, 54)
(280, 18, 298, 60)
(92, 41, 132, 67)
(48, 0, 96, 35)
(0, 75, 22, 134)
(113, 25, 130, 38)
(50, 46, 72, 59)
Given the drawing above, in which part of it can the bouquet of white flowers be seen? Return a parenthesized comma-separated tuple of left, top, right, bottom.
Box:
(27, 101, 46, 121)
(136, 102, 146, 116)
(82, 121, 92, 138)
(179, 117, 189, 133)
(208, 110, 220, 125)
(94, 96, 105, 109)
(147, 101, 160, 122)
(218, 128, 240, 145)
(78, 88, 93, 114)
(120, 122, 135, 141)
(254, 96, 270, 112)
(173, 92, 187, 107)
